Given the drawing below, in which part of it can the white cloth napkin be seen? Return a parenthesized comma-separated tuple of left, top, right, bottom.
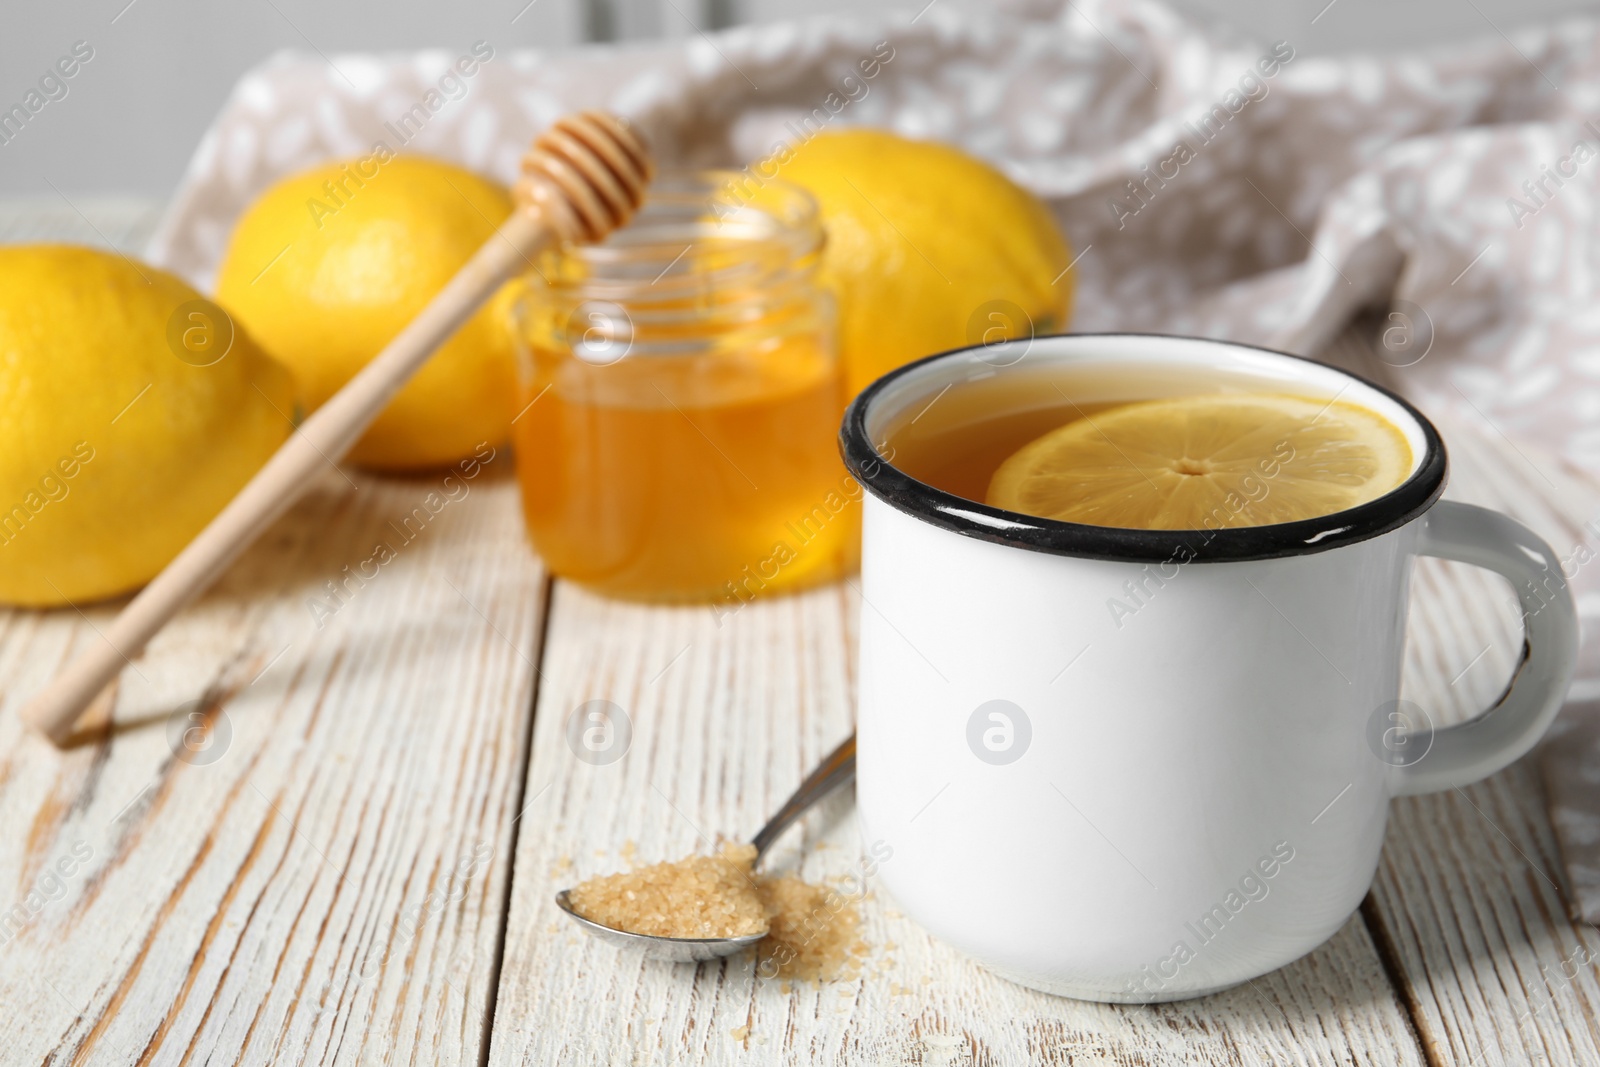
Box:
(145, 0, 1600, 918)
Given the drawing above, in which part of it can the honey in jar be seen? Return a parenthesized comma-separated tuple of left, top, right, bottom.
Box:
(509, 173, 856, 604)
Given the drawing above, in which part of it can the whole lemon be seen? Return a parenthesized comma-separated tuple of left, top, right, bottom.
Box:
(216, 155, 518, 470)
(0, 246, 294, 607)
(763, 129, 1074, 395)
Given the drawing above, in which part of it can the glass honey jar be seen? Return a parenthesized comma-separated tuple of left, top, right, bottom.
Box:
(509, 172, 855, 604)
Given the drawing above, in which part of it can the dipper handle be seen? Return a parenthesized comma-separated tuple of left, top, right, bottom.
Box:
(21, 111, 653, 745)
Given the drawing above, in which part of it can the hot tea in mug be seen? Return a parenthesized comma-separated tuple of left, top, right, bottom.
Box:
(886, 358, 1412, 533)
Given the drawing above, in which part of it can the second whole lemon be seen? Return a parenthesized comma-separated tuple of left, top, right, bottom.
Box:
(216, 155, 519, 470)
(762, 129, 1074, 395)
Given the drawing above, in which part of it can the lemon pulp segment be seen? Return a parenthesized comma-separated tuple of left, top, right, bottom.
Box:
(985, 394, 1412, 530)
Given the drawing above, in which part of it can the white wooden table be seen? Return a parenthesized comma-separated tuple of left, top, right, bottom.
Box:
(3, 202, 1599, 1065)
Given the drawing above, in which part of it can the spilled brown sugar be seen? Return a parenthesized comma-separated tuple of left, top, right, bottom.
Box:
(567, 842, 866, 981)
(755, 870, 865, 982)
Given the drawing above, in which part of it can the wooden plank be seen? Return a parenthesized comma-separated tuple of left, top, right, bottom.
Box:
(0, 462, 544, 1065)
(1328, 327, 1600, 1067)
(488, 577, 1425, 1066)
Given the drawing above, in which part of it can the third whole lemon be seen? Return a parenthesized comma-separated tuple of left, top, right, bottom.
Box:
(215, 155, 519, 470)
(766, 129, 1074, 395)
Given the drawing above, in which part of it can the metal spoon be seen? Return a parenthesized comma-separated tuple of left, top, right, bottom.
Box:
(555, 733, 857, 962)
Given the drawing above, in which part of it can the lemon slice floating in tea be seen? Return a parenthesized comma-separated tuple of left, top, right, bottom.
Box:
(985, 394, 1412, 530)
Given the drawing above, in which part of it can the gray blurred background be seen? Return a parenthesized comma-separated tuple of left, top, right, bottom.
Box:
(3, 0, 1597, 200)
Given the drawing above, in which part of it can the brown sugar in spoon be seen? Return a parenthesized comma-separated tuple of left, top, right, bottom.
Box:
(556, 734, 857, 962)
(21, 111, 654, 746)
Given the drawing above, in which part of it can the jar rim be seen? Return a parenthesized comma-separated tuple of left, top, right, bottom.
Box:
(535, 169, 823, 299)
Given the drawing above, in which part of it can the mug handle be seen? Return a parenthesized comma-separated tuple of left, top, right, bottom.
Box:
(1393, 501, 1580, 796)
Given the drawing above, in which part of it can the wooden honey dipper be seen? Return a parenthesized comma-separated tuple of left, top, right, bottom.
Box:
(21, 111, 654, 746)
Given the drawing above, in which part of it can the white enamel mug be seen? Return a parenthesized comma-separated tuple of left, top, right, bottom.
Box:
(840, 334, 1579, 1002)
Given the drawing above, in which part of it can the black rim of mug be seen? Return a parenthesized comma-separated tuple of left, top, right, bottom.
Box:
(838, 333, 1449, 564)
